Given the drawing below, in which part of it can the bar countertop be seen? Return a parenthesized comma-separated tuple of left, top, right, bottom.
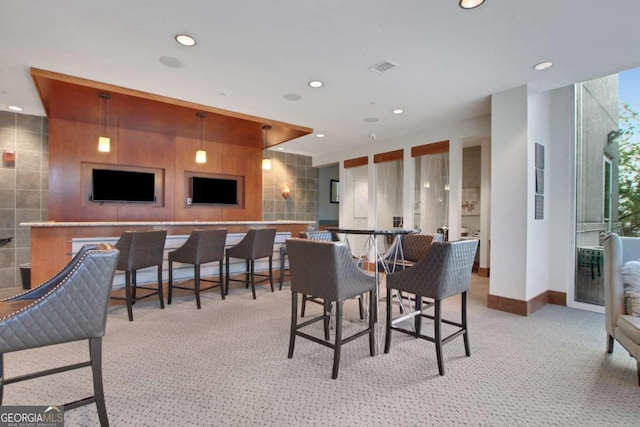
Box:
(20, 220, 314, 227)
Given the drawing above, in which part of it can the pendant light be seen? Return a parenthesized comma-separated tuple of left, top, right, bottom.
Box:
(98, 93, 111, 152)
(195, 112, 207, 164)
(262, 125, 272, 170)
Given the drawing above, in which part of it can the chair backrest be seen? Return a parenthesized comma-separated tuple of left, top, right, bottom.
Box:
(305, 231, 340, 242)
(604, 233, 640, 335)
(400, 233, 442, 262)
(8, 244, 99, 301)
(115, 230, 167, 271)
(387, 240, 478, 300)
(229, 228, 277, 259)
(0, 243, 119, 354)
(170, 229, 227, 264)
(286, 238, 375, 302)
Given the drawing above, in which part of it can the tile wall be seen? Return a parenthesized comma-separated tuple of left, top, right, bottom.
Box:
(0, 111, 49, 288)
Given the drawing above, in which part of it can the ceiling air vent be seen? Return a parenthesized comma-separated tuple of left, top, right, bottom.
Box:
(368, 60, 398, 74)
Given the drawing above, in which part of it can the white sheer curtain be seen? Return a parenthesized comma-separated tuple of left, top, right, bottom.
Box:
(414, 153, 449, 233)
(376, 159, 404, 229)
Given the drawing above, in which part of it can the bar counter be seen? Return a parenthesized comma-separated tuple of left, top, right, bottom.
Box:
(21, 221, 313, 286)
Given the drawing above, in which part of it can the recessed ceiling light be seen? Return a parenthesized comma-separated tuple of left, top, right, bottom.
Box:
(8, 105, 23, 112)
(159, 56, 185, 68)
(175, 34, 196, 46)
(316, 134, 325, 138)
(392, 109, 404, 114)
(277, 147, 285, 150)
(283, 93, 302, 101)
(363, 117, 379, 123)
(459, 0, 485, 9)
(308, 80, 324, 88)
(533, 61, 554, 71)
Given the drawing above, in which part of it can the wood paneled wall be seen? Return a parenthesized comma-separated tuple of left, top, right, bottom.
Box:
(48, 118, 262, 221)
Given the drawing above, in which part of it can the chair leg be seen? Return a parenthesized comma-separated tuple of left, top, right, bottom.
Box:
(415, 295, 422, 338)
(157, 265, 165, 309)
(250, 259, 256, 299)
(323, 300, 330, 341)
(369, 290, 375, 357)
(269, 256, 274, 292)
(279, 253, 285, 290)
(225, 254, 230, 295)
(637, 360, 640, 387)
(125, 271, 134, 322)
(0, 353, 4, 405)
(89, 338, 109, 427)
(301, 295, 307, 317)
(131, 270, 138, 305)
(245, 260, 250, 288)
(168, 260, 174, 305)
(462, 291, 470, 357)
(435, 300, 444, 376)
(384, 286, 393, 354)
(607, 334, 615, 353)
(332, 301, 343, 379)
(288, 292, 298, 358)
(195, 265, 201, 309)
(358, 295, 365, 320)
(219, 260, 225, 300)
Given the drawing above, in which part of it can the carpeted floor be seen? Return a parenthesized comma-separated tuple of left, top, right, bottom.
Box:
(2, 276, 639, 426)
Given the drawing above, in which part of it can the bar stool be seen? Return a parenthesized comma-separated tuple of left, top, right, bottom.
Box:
(168, 229, 227, 309)
(225, 228, 277, 299)
(112, 229, 167, 321)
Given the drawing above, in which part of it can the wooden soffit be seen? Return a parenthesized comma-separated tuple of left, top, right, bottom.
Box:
(411, 140, 450, 157)
(31, 68, 312, 148)
(373, 149, 403, 163)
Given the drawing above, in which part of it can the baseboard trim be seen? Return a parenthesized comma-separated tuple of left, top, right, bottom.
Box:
(487, 290, 568, 316)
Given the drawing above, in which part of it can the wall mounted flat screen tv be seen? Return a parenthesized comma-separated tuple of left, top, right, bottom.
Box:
(90, 168, 156, 203)
(190, 176, 238, 205)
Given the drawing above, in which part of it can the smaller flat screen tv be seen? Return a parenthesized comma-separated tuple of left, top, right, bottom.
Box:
(91, 169, 156, 203)
(191, 176, 238, 205)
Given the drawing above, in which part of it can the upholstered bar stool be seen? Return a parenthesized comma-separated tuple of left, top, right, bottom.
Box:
(384, 239, 478, 376)
(287, 238, 376, 379)
(112, 229, 167, 321)
(168, 228, 227, 309)
(0, 243, 119, 426)
(225, 228, 277, 299)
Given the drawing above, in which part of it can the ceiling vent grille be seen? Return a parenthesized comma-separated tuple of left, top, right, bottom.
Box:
(368, 60, 398, 74)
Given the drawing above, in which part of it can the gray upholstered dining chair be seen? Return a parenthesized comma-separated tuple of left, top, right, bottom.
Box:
(168, 228, 228, 309)
(384, 239, 478, 376)
(112, 229, 167, 321)
(378, 233, 442, 272)
(0, 243, 119, 427)
(286, 238, 376, 379)
(225, 228, 277, 299)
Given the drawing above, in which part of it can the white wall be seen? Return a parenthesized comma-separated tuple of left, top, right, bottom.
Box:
(526, 91, 552, 300)
(490, 86, 529, 301)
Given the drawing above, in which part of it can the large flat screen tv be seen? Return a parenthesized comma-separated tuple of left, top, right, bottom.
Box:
(90, 168, 156, 203)
(190, 176, 238, 205)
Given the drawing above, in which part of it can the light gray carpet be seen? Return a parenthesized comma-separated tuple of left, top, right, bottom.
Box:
(2, 276, 639, 426)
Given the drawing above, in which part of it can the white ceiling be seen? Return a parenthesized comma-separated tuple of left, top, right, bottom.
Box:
(1, 0, 640, 157)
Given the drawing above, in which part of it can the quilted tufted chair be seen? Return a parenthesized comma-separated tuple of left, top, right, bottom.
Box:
(168, 229, 227, 309)
(112, 230, 167, 321)
(603, 233, 640, 386)
(0, 243, 119, 426)
(378, 233, 442, 272)
(225, 228, 277, 299)
(384, 239, 478, 376)
(286, 238, 376, 379)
